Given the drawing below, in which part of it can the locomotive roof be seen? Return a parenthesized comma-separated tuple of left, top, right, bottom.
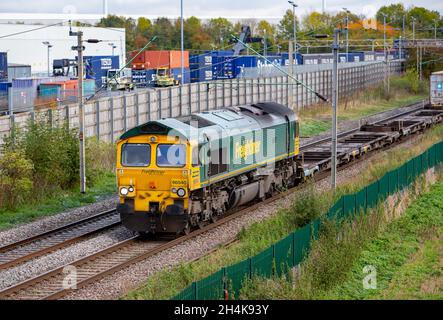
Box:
(119, 102, 296, 143)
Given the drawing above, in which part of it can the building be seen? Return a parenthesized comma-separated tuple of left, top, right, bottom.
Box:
(0, 23, 126, 74)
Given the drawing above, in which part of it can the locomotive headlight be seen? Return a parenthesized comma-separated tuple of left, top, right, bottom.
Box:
(120, 187, 129, 196)
(128, 186, 134, 193)
(171, 188, 177, 194)
(177, 188, 186, 197)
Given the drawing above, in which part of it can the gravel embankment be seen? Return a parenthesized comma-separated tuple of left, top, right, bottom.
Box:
(0, 196, 119, 247)
(62, 154, 375, 300)
(0, 225, 134, 290)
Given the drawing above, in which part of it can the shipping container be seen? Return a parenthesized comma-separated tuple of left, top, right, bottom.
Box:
(83, 55, 119, 88)
(12, 76, 67, 89)
(171, 67, 191, 84)
(38, 79, 95, 102)
(363, 52, 376, 62)
(430, 71, 443, 106)
(302, 53, 334, 65)
(130, 50, 190, 70)
(0, 52, 8, 81)
(7, 63, 31, 81)
(132, 69, 157, 87)
(281, 52, 303, 66)
(212, 56, 235, 79)
(0, 81, 12, 92)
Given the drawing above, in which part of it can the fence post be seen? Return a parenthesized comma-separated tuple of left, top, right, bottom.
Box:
(169, 87, 173, 117)
(197, 83, 201, 112)
(48, 109, 53, 128)
(188, 84, 192, 115)
(95, 100, 100, 139)
(158, 89, 162, 119)
(109, 98, 114, 142)
(122, 95, 127, 132)
(135, 93, 140, 126)
(65, 105, 69, 129)
(178, 85, 182, 116)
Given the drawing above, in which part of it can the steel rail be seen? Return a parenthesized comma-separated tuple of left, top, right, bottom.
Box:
(0, 209, 121, 270)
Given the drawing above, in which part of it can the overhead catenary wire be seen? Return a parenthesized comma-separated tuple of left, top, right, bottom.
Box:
(85, 35, 158, 102)
(0, 21, 69, 39)
(231, 35, 329, 102)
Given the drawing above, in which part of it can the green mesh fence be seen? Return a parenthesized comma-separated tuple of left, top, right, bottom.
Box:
(172, 141, 443, 300)
(251, 246, 273, 278)
(274, 234, 293, 276)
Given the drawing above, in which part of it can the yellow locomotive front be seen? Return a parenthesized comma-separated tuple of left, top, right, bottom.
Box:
(116, 126, 192, 234)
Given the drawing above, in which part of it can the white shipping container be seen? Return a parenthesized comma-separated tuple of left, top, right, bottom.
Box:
(430, 71, 443, 106)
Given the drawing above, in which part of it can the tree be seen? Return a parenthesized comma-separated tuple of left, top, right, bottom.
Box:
(137, 17, 152, 36)
(376, 3, 406, 28)
(302, 11, 334, 34)
(97, 15, 137, 51)
(406, 6, 440, 35)
(184, 17, 211, 51)
(278, 9, 299, 40)
(205, 18, 234, 49)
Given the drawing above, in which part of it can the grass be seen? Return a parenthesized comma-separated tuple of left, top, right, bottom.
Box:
(323, 178, 443, 300)
(299, 75, 428, 137)
(0, 171, 116, 231)
(238, 174, 443, 300)
(124, 123, 443, 300)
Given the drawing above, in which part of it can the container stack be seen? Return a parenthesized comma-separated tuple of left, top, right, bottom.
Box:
(130, 50, 190, 87)
(83, 55, 120, 88)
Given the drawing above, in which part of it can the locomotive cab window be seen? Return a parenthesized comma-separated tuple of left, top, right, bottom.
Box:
(121, 144, 151, 167)
(157, 144, 186, 167)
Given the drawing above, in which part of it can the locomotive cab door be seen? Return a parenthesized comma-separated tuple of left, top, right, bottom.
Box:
(285, 115, 292, 155)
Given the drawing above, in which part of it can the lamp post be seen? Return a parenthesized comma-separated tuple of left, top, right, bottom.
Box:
(263, 29, 267, 56)
(108, 42, 116, 56)
(288, 1, 298, 55)
(331, 28, 341, 190)
(180, 0, 184, 84)
(411, 16, 416, 41)
(381, 13, 387, 62)
(433, 19, 437, 41)
(42, 41, 53, 77)
(342, 8, 350, 62)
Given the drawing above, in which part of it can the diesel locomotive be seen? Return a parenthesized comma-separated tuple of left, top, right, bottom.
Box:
(116, 102, 302, 234)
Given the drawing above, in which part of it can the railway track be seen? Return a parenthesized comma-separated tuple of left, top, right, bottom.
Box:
(0, 209, 121, 270)
(0, 100, 442, 300)
(0, 191, 297, 300)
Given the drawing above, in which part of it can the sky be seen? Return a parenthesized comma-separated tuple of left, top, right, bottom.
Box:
(0, 0, 441, 19)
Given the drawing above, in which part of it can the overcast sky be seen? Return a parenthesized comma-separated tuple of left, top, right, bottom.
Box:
(0, 0, 442, 19)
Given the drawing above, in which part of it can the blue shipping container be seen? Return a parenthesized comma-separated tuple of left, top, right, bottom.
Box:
(0, 52, 8, 81)
(83, 55, 119, 88)
(171, 67, 191, 84)
(212, 56, 235, 80)
(281, 53, 303, 66)
(0, 81, 12, 92)
(132, 69, 157, 87)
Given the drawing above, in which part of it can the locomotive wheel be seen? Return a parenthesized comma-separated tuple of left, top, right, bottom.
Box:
(182, 222, 191, 235)
(210, 214, 219, 223)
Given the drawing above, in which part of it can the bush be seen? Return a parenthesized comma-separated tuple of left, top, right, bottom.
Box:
(0, 150, 33, 208)
(6, 121, 79, 193)
(86, 138, 116, 186)
(1, 119, 117, 209)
